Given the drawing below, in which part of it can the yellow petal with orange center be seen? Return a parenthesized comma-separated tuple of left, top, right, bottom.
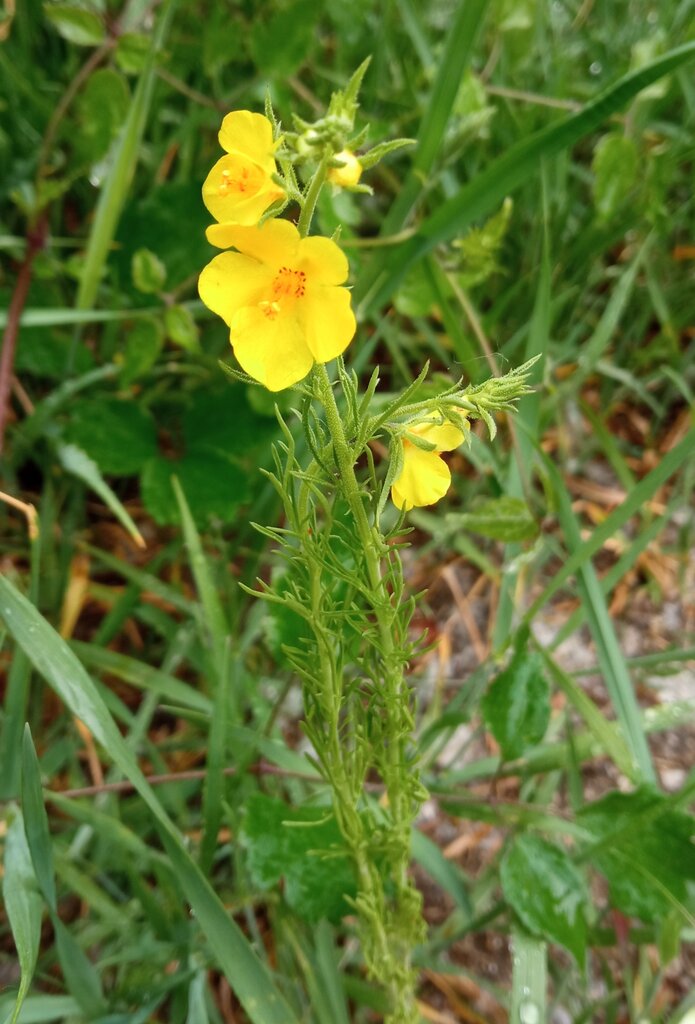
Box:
(391, 446, 452, 511)
(297, 235, 349, 285)
(202, 155, 284, 226)
(298, 285, 357, 363)
(198, 252, 272, 326)
(218, 110, 277, 171)
(230, 305, 313, 391)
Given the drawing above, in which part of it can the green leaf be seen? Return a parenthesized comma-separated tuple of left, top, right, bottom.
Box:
(65, 398, 158, 475)
(115, 32, 150, 74)
(120, 317, 164, 384)
(578, 789, 695, 923)
(592, 133, 639, 220)
(0, 579, 301, 1024)
(2, 808, 43, 1024)
(241, 793, 356, 923)
(73, 68, 130, 164)
(501, 835, 588, 964)
(250, 0, 321, 77)
(141, 452, 249, 526)
(481, 651, 550, 761)
(43, 3, 105, 45)
(131, 248, 167, 294)
(450, 495, 538, 543)
(164, 304, 199, 351)
(454, 197, 513, 289)
(182, 388, 275, 455)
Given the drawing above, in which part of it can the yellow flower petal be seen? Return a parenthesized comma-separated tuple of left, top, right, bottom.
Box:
(218, 110, 277, 170)
(391, 446, 452, 510)
(202, 155, 284, 226)
(198, 252, 272, 326)
(298, 285, 356, 363)
(297, 235, 349, 285)
(230, 305, 313, 391)
(408, 418, 467, 452)
(327, 150, 362, 188)
(212, 219, 300, 266)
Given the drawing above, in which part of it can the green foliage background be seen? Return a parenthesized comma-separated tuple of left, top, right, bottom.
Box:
(1, 1, 695, 1022)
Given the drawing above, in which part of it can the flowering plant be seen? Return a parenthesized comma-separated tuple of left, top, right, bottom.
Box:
(198, 70, 533, 1024)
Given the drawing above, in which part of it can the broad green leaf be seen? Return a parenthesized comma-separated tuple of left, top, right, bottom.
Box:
(182, 388, 275, 455)
(592, 133, 639, 220)
(241, 793, 356, 923)
(579, 788, 695, 923)
(450, 495, 538, 543)
(65, 398, 158, 475)
(3, 808, 43, 1024)
(43, 3, 105, 45)
(131, 248, 167, 294)
(0, 579, 301, 1024)
(482, 651, 550, 761)
(141, 452, 249, 527)
(501, 835, 588, 964)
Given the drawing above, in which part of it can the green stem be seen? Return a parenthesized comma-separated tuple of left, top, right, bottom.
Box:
(313, 362, 422, 1024)
(296, 157, 328, 238)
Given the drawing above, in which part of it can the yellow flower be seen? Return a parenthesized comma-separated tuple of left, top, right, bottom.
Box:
(199, 219, 356, 392)
(391, 417, 468, 511)
(202, 110, 286, 226)
(328, 150, 362, 188)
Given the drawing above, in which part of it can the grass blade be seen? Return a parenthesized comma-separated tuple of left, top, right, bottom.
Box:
(75, 0, 177, 311)
(510, 930, 547, 1024)
(21, 729, 106, 1017)
(2, 808, 43, 1024)
(57, 443, 145, 548)
(524, 429, 695, 624)
(359, 41, 695, 314)
(540, 457, 655, 782)
(381, 0, 489, 232)
(0, 578, 301, 1024)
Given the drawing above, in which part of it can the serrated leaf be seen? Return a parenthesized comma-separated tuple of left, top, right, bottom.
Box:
(481, 651, 549, 760)
(241, 793, 356, 923)
(501, 835, 588, 964)
(592, 133, 638, 221)
(452, 495, 538, 542)
(131, 248, 166, 294)
(3, 808, 43, 1024)
(454, 197, 513, 288)
(578, 788, 695, 923)
(65, 398, 158, 475)
(141, 451, 249, 527)
(44, 2, 105, 45)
